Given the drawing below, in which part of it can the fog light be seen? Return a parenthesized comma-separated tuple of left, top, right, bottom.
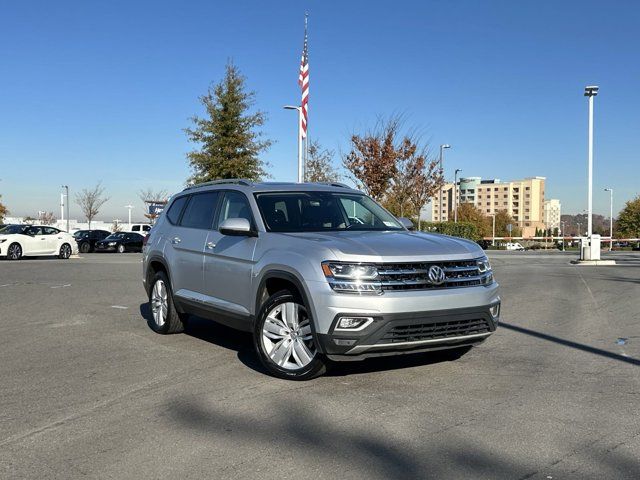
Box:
(336, 316, 374, 331)
(490, 304, 500, 318)
(333, 339, 356, 346)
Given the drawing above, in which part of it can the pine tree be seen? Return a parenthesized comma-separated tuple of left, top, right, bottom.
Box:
(185, 63, 272, 184)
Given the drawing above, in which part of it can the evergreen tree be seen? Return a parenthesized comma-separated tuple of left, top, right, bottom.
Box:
(617, 195, 640, 238)
(185, 63, 272, 184)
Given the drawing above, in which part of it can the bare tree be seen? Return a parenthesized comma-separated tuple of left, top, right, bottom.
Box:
(0, 195, 9, 223)
(408, 155, 443, 230)
(305, 140, 341, 183)
(139, 188, 169, 223)
(343, 117, 400, 202)
(75, 182, 109, 229)
(38, 211, 57, 225)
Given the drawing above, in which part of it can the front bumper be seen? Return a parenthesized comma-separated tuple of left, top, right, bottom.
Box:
(315, 302, 500, 361)
(94, 245, 117, 252)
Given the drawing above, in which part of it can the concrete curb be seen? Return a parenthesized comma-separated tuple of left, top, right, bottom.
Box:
(570, 259, 617, 266)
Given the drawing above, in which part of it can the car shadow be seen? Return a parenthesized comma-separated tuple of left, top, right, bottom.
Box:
(139, 303, 461, 378)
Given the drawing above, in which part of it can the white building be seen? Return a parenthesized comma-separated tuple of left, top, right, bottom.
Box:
(543, 199, 561, 231)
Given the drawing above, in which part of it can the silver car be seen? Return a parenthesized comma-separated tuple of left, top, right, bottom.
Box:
(142, 180, 500, 380)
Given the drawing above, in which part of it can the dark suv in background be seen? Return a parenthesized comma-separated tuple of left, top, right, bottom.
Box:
(73, 230, 110, 253)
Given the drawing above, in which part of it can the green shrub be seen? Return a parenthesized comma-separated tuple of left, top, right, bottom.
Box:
(418, 222, 481, 241)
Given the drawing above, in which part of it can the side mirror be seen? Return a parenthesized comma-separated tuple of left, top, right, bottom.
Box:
(398, 217, 415, 231)
(219, 218, 256, 237)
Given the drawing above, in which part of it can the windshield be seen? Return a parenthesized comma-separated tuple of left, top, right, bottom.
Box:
(0, 225, 29, 235)
(255, 192, 404, 233)
(105, 233, 125, 240)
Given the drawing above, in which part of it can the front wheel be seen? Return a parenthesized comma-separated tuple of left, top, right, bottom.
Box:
(117, 244, 125, 254)
(79, 242, 91, 253)
(7, 243, 22, 260)
(254, 290, 326, 380)
(58, 243, 72, 259)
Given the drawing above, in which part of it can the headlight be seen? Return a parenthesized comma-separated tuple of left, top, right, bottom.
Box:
(322, 262, 382, 294)
(108, 242, 117, 246)
(477, 256, 494, 285)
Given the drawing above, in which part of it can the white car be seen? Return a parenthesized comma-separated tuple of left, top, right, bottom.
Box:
(0, 224, 79, 260)
(505, 242, 525, 251)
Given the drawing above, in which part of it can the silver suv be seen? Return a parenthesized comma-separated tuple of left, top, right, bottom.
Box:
(142, 180, 500, 380)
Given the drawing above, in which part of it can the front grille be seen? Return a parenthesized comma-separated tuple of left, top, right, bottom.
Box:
(376, 260, 485, 291)
(379, 318, 491, 344)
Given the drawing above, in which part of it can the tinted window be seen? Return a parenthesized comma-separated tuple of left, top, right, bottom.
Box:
(132, 225, 140, 231)
(217, 191, 253, 227)
(179, 192, 219, 229)
(26, 226, 44, 236)
(166, 196, 188, 225)
(143, 225, 151, 231)
(43, 227, 59, 235)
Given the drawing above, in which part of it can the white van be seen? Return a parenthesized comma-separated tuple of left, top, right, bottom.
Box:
(505, 242, 525, 251)
(125, 223, 152, 234)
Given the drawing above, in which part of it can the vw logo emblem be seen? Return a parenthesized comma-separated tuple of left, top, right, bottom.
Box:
(428, 265, 446, 285)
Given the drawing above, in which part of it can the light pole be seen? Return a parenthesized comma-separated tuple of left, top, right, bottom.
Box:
(561, 221, 566, 251)
(61, 185, 69, 232)
(454, 168, 462, 223)
(125, 205, 134, 227)
(284, 105, 303, 182)
(438, 144, 451, 221)
(490, 213, 496, 247)
(584, 86, 598, 238)
(577, 222, 582, 237)
(604, 188, 613, 251)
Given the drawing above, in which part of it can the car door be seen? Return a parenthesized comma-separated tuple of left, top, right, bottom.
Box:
(202, 190, 258, 319)
(24, 226, 48, 255)
(167, 191, 220, 299)
(128, 233, 143, 251)
(43, 227, 61, 253)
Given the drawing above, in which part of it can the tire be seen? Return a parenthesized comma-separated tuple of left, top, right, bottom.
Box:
(253, 290, 327, 380)
(58, 243, 72, 259)
(79, 242, 91, 253)
(148, 271, 186, 334)
(7, 243, 22, 260)
(117, 244, 125, 254)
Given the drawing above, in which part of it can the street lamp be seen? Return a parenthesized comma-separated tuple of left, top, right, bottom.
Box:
(577, 222, 582, 237)
(61, 185, 69, 232)
(438, 144, 451, 221)
(284, 105, 303, 182)
(489, 213, 496, 247)
(604, 188, 613, 251)
(561, 221, 566, 251)
(454, 168, 462, 223)
(124, 205, 134, 227)
(584, 85, 598, 239)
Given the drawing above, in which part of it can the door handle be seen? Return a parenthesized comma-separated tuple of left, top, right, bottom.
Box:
(206, 242, 216, 250)
(172, 237, 181, 245)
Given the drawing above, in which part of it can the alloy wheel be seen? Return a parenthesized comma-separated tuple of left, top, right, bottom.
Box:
(8, 244, 21, 260)
(261, 302, 316, 370)
(151, 280, 168, 327)
(60, 244, 71, 259)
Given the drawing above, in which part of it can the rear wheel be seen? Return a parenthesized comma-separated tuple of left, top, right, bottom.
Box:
(7, 243, 22, 260)
(79, 242, 90, 253)
(148, 271, 186, 334)
(58, 243, 72, 259)
(254, 290, 326, 380)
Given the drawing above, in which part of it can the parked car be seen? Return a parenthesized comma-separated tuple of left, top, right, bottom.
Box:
(73, 229, 110, 253)
(505, 242, 525, 251)
(143, 180, 500, 380)
(95, 232, 144, 253)
(124, 223, 152, 234)
(0, 224, 78, 260)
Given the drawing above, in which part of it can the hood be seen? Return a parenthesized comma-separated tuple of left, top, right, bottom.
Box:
(280, 230, 483, 262)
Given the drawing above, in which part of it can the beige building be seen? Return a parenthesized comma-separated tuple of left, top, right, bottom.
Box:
(431, 176, 546, 237)
(543, 199, 561, 231)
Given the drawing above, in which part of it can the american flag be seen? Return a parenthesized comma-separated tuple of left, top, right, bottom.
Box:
(298, 15, 309, 138)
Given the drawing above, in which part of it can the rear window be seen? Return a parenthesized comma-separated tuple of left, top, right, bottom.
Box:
(166, 196, 188, 225)
(179, 192, 220, 229)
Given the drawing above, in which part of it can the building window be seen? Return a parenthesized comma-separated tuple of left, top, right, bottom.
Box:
(525, 187, 530, 190)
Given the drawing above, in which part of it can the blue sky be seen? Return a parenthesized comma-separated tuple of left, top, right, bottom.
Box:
(1, 0, 638, 220)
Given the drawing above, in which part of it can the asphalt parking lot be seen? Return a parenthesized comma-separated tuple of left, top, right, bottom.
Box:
(1, 251, 639, 479)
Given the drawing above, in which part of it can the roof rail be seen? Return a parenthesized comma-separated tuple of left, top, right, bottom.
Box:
(184, 179, 254, 190)
(309, 182, 352, 189)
